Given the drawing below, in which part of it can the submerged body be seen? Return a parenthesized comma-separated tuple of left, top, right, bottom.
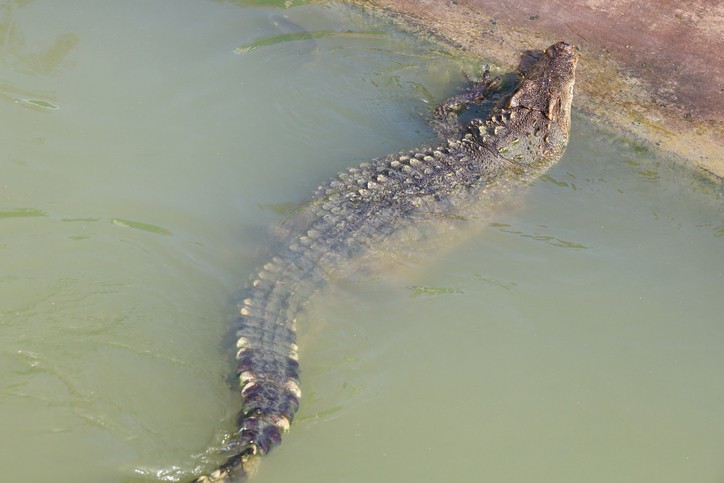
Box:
(195, 42, 577, 482)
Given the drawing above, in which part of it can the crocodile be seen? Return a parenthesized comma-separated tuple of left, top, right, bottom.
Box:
(194, 41, 578, 482)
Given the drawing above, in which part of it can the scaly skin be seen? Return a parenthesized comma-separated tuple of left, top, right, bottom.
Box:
(193, 42, 577, 482)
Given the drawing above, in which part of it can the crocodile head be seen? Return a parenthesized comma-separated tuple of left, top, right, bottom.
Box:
(503, 42, 578, 166)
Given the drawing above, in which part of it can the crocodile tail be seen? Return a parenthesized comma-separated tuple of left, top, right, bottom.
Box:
(194, 257, 305, 482)
(193, 336, 301, 482)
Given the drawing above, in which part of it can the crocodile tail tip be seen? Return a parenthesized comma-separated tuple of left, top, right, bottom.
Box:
(192, 444, 261, 483)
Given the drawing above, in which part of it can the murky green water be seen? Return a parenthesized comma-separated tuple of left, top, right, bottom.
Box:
(1, 1, 722, 482)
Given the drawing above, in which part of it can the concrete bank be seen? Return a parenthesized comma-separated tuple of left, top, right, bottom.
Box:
(349, 0, 723, 180)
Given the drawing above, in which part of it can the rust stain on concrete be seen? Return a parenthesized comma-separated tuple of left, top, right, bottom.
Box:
(349, 0, 723, 179)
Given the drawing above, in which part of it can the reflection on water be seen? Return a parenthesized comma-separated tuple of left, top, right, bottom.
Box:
(1, 1, 723, 482)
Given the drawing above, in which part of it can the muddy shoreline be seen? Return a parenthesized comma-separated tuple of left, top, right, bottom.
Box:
(346, 0, 723, 180)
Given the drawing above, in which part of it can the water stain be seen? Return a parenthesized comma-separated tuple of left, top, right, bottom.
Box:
(493, 223, 588, 249)
(110, 218, 172, 235)
(407, 285, 463, 297)
(61, 217, 101, 223)
(234, 29, 385, 54)
(0, 208, 47, 219)
(13, 97, 59, 110)
(0, 0, 78, 76)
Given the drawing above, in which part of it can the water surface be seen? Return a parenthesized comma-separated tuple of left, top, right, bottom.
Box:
(1, 1, 722, 482)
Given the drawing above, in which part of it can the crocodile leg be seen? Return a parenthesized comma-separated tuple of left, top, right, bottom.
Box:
(431, 68, 501, 141)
